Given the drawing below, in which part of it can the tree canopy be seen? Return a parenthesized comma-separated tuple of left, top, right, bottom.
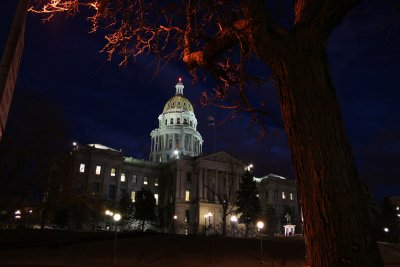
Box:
(134, 189, 156, 231)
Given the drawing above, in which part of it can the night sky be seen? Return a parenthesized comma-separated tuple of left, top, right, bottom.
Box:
(1, 0, 399, 200)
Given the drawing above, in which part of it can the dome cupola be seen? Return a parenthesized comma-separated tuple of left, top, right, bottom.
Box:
(149, 78, 203, 162)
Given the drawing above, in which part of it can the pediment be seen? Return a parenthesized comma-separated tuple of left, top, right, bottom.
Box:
(200, 151, 243, 165)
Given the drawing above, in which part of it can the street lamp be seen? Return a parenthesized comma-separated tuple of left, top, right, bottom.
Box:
(207, 212, 212, 228)
(230, 215, 238, 237)
(204, 214, 207, 235)
(174, 150, 179, 159)
(105, 210, 114, 231)
(172, 215, 177, 234)
(113, 213, 121, 267)
(257, 221, 264, 264)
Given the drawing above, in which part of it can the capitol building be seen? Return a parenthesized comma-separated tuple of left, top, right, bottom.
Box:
(70, 79, 300, 235)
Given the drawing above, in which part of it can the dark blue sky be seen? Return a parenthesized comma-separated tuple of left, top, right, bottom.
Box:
(1, 0, 399, 200)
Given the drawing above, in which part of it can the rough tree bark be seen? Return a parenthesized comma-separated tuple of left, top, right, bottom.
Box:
(261, 35, 383, 266)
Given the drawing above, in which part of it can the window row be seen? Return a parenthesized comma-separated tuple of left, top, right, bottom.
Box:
(265, 190, 294, 200)
(79, 163, 158, 186)
(164, 117, 194, 127)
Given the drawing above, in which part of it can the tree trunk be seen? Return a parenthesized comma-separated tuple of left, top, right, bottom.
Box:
(222, 207, 227, 236)
(244, 223, 249, 238)
(264, 37, 383, 266)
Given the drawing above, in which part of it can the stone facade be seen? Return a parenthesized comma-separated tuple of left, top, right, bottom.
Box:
(70, 144, 244, 234)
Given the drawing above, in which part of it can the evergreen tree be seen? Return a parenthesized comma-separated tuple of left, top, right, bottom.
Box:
(118, 194, 135, 228)
(236, 170, 261, 237)
(264, 203, 278, 236)
(134, 189, 156, 232)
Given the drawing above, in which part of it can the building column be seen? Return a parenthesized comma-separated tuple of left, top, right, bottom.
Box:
(172, 133, 176, 152)
(203, 168, 208, 200)
(198, 168, 203, 200)
(182, 132, 186, 154)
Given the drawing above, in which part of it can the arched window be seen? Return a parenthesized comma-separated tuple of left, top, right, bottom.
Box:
(177, 118, 180, 124)
(165, 120, 167, 125)
(184, 118, 187, 124)
(170, 118, 174, 124)
(190, 121, 193, 127)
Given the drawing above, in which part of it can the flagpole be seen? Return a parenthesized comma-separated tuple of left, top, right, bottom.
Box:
(207, 115, 216, 154)
(213, 122, 215, 154)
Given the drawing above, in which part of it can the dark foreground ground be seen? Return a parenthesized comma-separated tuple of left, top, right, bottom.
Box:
(0, 230, 399, 267)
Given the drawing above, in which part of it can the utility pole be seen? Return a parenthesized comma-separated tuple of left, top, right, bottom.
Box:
(0, 0, 30, 142)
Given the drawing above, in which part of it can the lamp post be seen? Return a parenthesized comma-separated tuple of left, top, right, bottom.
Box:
(207, 212, 212, 228)
(113, 213, 121, 267)
(105, 210, 114, 231)
(230, 215, 238, 237)
(257, 221, 264, 265)
(204, 215, 207, 236)
(173, 215, 177, 234)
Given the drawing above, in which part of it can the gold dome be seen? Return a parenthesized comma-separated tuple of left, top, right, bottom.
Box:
(163, 95, 194, 112)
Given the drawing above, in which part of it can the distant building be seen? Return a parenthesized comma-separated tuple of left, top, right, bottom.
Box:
(255, 174, 301, 234)
(68, 80, 300, 235)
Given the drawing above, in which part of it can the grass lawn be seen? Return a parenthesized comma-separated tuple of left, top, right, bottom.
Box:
(0, 230, 306, 266)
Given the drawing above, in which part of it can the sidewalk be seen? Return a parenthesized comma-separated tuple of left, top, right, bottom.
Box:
(379, 242, 400, 267)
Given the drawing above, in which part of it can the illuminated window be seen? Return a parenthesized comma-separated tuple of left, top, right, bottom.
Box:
(154, 193, 159, 205)
(185, 190, 190, 201)
(290, 193, 293, 200)
(131, 191, 136, 202)
(132, 175, 137, 184)
(155, 178, 159, 187)
(397, 206, 399, 211)
(143, 176, 148, 185)
(95, 166, 101, 175)
(282, 191, 286, 199)
(121, 172, 126, 182)
(110, 168, 116, 177)
(79, 163, 85, 173)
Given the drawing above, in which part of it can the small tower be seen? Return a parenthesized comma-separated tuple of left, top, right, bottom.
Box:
(149, 78, 203, 162)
